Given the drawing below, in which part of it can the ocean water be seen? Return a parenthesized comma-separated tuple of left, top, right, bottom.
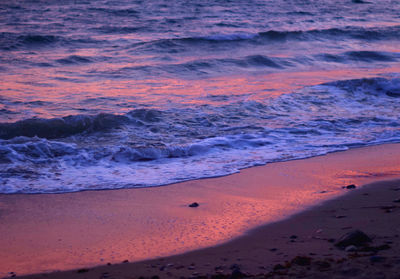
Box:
(0, 0, 400, 193)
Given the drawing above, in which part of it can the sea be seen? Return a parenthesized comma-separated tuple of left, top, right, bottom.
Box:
(0, 0, 399, 194)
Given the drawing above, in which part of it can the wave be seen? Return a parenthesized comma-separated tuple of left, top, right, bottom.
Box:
(132, 25, 400, 53)
(0, 108, 18, 115)
(344, 51, 398, 62)
(19, 34, 59, 45)
(0, 32, 103, 51)
(317, 51, 399, 63)
(5, 25, 395, 52)
(88, 7, 139, 17)
(1, 76, 400, 193)
(205, 25, 400, 43)
(0, 132, 270, 170)
(2, 77, 399, 141)
(352, 0, 371, 3)
(163, 55, 287, 75)
(93, 49, 397, 79)
(0, 34, 59, 50)
(260, 25, 400, 41)
(91, 26, 144, 34)
(0, 109, 163, 140)
(326, 77, 400, 97)
(56, 55, 94, 65)
(203, 33, 259, 41)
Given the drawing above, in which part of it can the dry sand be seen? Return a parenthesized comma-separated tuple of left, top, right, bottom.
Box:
(2, 144, 400, 278)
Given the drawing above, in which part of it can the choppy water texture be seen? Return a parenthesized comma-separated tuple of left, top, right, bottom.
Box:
(0, 0, 400, 193)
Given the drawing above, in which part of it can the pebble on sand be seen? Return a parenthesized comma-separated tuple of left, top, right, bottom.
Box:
(335, 230, 372, 248)
(343, 184, 357, 189)
(345, 245, 357, 252)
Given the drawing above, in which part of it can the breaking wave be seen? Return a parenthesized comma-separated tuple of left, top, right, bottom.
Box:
(0, 109, 162, 139)
(1, 77, 400, 193)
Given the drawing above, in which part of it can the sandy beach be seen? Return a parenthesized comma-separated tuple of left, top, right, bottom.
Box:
(1, 143, 400, 278)
(1, 1, 400, 278)
(19, 178, 400, 279)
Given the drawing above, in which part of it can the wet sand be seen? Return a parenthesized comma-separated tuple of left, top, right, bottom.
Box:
(2, 143, 400, 278)
(20, 179, 400, 279)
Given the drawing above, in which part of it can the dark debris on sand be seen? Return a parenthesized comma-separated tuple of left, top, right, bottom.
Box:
(335, 230, 372, 249)
(343, 184, 357, 190)
(134, 228, 399, 279)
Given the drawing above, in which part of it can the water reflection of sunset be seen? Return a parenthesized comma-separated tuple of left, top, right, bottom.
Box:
(1, 1, 400, 277)
(2, 65, 399, 122)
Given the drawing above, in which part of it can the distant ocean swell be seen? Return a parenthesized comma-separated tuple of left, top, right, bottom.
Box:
(2, 25, 399, 51)
(2, 28, 399, 80)
(1, 52, 398, 85)
(3, 49, 397, 80)
(1, 77, 400, 193)
(0, 33, 102, 51)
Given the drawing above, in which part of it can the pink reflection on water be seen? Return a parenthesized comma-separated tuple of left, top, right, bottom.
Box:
(1, 63, 400, 122)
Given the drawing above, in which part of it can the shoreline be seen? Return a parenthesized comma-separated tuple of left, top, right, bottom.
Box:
(2, 143, 400, 277)
(3, 142, 397, 196)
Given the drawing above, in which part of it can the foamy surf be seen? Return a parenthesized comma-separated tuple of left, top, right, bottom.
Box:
(1, 77, 400, 193)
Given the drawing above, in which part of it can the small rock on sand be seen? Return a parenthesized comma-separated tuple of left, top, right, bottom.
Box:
(188, 202, 199, 208)
(273, 264, 285, 270)
(291, 256, 312, 266)
(335, 215, 347, 219)
(335, 230, 372, 248)
(314, 260, 331, 270)
(345, 245, 357, 252)
(343, 184, 357, 189)
(370, 255, 386, 263)
(231, 268, 245, 279)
